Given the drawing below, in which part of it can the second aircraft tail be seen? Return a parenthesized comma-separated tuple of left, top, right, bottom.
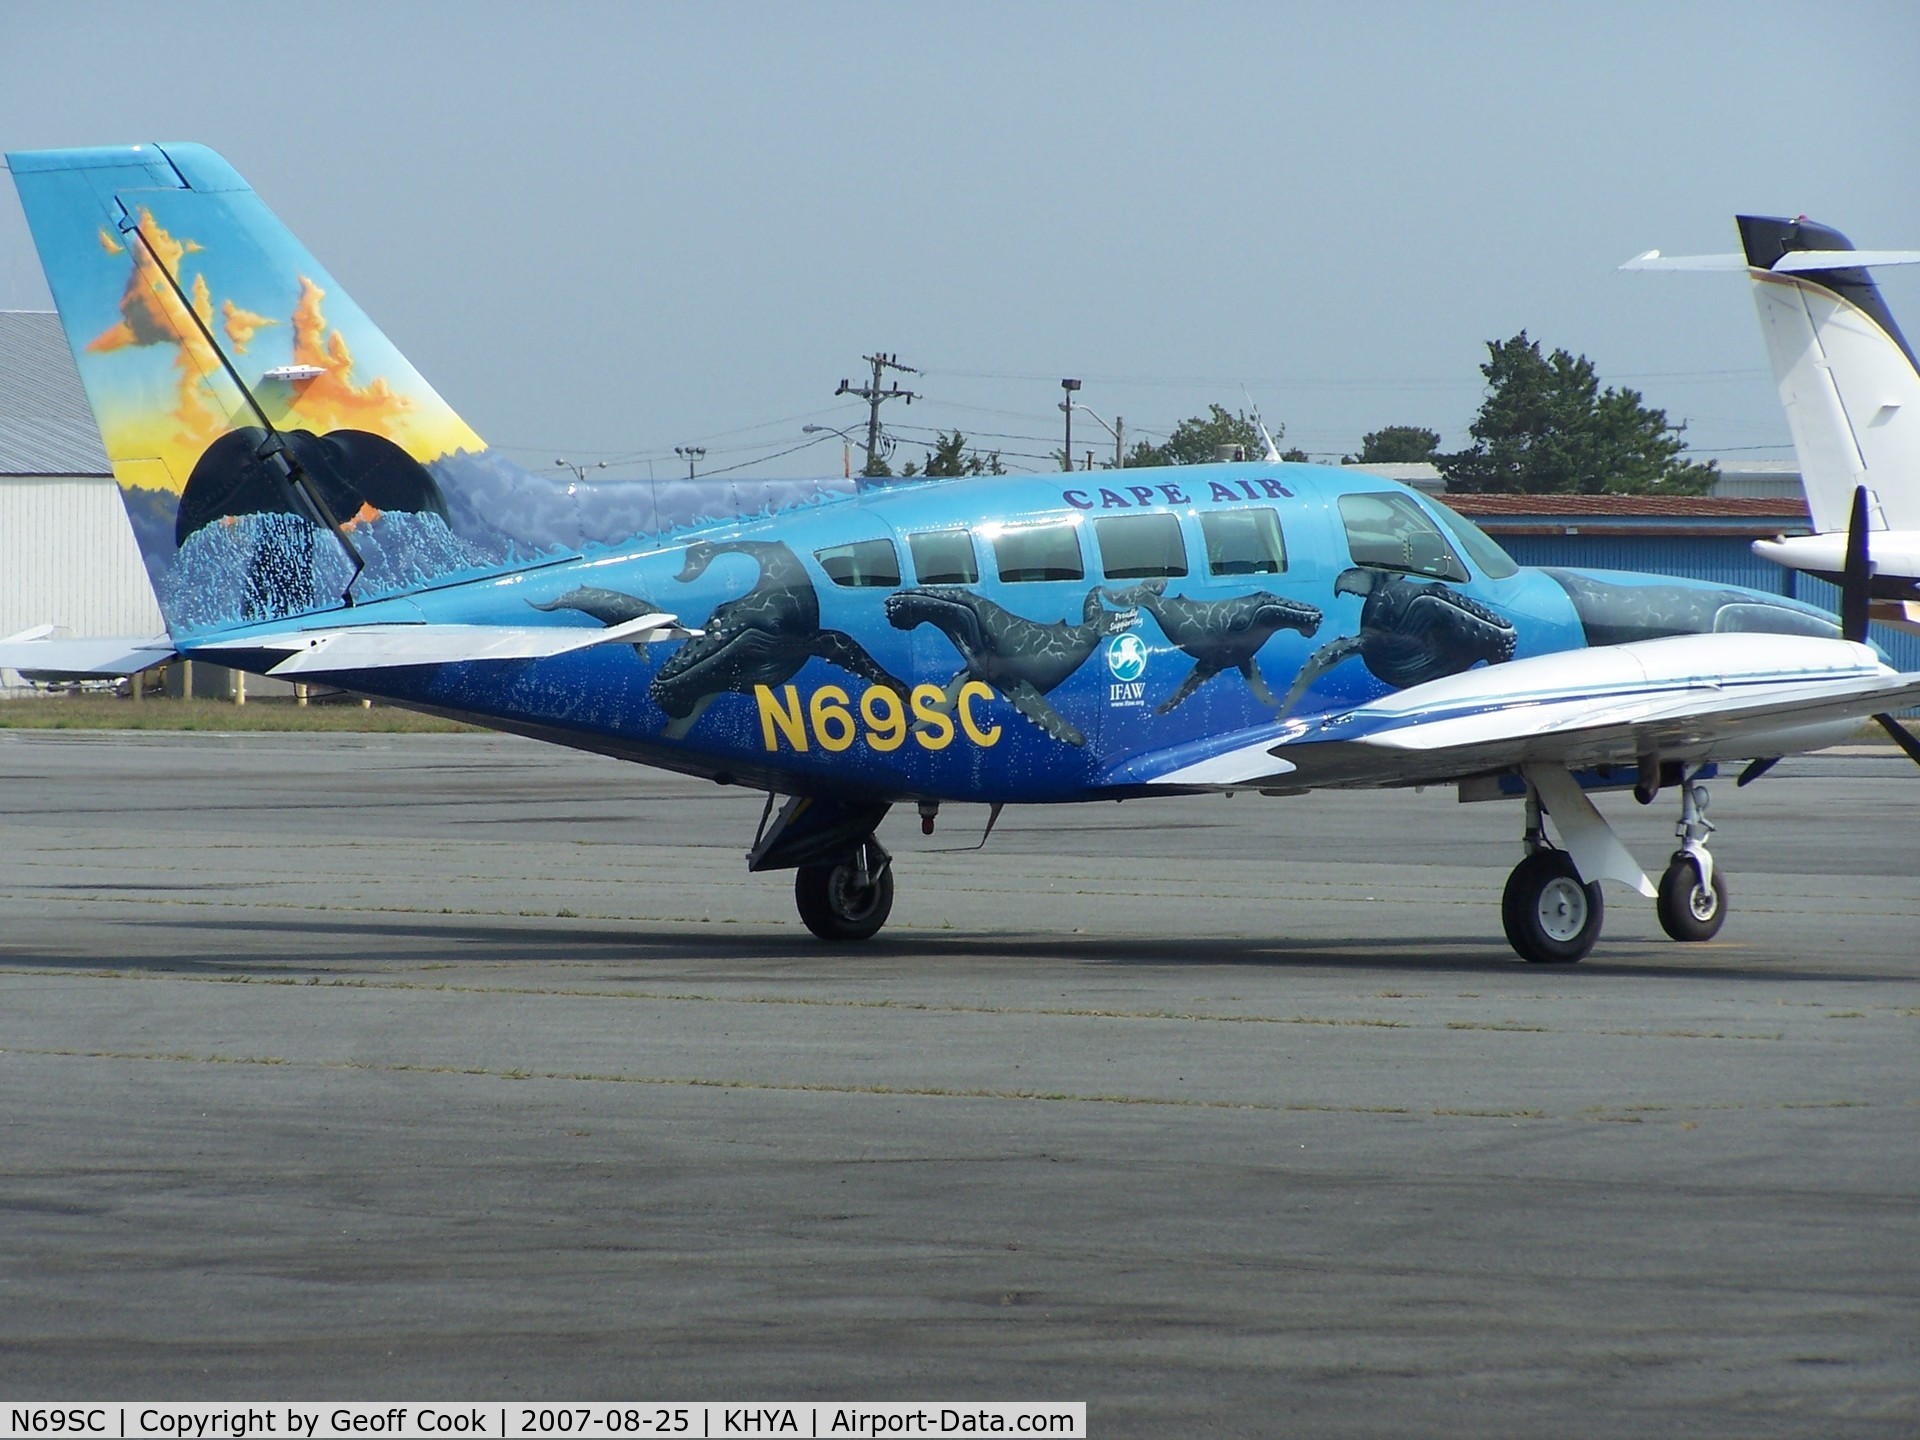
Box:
(1736, 214, 1920, 535)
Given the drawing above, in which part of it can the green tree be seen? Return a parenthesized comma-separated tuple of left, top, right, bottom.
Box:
(1438, 332, 1716, 495)
(1122, 405, 1278, 468)
(907, 430, 1004, 478)
(1345, 425, 1440, 465)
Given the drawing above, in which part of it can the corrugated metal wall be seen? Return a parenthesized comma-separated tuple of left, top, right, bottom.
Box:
(0, 476, 166, 636)
(1499, 533, 1920, 673)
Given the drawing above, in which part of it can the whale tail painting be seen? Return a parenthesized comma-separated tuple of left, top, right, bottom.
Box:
(7, 144, 1920, 961)
(9, 144, 499, 635)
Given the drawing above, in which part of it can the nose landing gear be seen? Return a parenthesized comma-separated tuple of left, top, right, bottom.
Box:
(1655, 777, 1726, 942)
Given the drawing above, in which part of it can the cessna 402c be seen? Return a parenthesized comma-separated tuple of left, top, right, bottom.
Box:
(5, 144, 1917, 962)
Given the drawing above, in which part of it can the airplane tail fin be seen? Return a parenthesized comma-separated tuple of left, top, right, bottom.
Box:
(1736, 215, 1920, 535)
(5, 144, 525, 637)
(8, 144, 850, 643)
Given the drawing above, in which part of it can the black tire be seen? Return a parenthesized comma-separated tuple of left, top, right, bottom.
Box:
(794, 859, 895, 941)
(1656, 854, 1726, 942)
(1501, 850, 1604, 963)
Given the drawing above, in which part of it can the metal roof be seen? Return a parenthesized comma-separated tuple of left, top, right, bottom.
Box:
(0, 311, 110, 476)
(1445, 491, 1811, 539)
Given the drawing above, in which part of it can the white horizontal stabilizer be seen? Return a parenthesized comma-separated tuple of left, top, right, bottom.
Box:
(1622, 248, 1920, 273)
(237, 613, 688, 676)
(1773, 249, 1920, 272)
(1619, 250, 1747, 272)
(0, 629, 177, 678)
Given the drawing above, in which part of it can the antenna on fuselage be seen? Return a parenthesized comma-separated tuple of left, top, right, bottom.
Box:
(1243, 387, 1283, 463)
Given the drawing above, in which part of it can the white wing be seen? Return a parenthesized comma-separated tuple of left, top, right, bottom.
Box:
(1119, 634, 1919, 791)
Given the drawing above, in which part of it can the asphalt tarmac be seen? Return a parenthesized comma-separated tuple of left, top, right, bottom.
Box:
(0, 729, 1915, 1437)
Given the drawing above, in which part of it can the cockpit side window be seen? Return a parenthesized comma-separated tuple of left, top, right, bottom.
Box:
(1337, 491, 1469, 582)
(1427, 497, 1520, 579)
(815, 538, 902, 588)
(993, 522, 1085, 583)
(907, 530, 979, 585)
(1093, 513, 1188, 579)
(1199, 507, 1288, 576)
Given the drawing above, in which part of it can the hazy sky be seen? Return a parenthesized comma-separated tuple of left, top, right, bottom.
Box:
(3, 1, 1915, 480)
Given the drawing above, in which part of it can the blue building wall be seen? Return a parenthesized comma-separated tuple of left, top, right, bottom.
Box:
(1497, 533, 1920, 674)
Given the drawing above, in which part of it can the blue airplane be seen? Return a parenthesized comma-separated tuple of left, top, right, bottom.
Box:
(5, 144, 1917, 962)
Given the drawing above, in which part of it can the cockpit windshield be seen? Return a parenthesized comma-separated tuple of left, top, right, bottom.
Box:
(1424, 496, 1520, 578)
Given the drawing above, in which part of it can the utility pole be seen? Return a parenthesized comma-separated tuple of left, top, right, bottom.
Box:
(836, 353, 919, 477)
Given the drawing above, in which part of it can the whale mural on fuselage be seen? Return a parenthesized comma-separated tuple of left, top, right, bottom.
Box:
(1100, 579, 1323, 713)
(11, 142, 1917, 964)
(885, 585, 1138, 746)
(1278, 568, 1520, 718)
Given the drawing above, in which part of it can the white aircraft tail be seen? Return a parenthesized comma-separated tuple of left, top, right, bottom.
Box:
(1626, 219, 1920, 534)
(1737, 216, 1920, 534)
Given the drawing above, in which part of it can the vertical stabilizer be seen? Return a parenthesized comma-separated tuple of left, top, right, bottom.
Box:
(8, 144, 857, 641)
(1738, 215, 1920, 534)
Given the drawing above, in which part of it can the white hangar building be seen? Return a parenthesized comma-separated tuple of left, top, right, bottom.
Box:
(0, 310, 165, 643)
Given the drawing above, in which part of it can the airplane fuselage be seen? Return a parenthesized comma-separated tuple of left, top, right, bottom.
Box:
(191, 464, 1842, 805)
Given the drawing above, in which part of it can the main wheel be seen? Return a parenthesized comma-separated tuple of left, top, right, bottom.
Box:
(1656, 853, 1726, 942)
(794, 858, 895, 941)
(1501, 850, 1604, 963)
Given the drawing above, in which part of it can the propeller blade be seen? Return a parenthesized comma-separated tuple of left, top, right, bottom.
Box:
(1841, 485, 1872, 643)
(1875, 714, 1920, 767)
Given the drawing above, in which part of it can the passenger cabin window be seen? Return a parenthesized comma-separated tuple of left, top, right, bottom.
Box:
(907, 530, 979, 585)
(993, 522, 1085, 583)
(814, 538, 902, 588)
(1337, 492, 1468, 583)
(1094, 513, 1188, 579)
(1199, 507, 1288, 576)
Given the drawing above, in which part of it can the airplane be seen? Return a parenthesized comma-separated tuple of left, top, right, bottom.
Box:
(3, 143, 1917, 964)
(1624, 217, 1920, 634)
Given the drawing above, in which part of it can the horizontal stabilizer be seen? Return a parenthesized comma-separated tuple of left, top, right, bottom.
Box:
(0, 629, 176, 678)
(1774, 249, 1920, 272)
(1623, 248, 1920, 273)
(1619, 250, 1747, 272)
(209, 614, 689, 676)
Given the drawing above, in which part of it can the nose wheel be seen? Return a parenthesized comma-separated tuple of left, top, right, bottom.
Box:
(1655, 777, 1725, 941)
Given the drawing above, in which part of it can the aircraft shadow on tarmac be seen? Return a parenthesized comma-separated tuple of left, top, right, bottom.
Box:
(8, 912, 1902, 986)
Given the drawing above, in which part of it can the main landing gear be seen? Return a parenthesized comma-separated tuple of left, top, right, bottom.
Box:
(1502, 788, 1605, 963)
(1500, 765, 1728, 963)
(748, 793, 897, 943)
(794, 839, 894, 942)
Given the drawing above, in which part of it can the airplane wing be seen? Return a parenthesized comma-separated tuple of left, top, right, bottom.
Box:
(1107, 633, 1920, 792)
(0, 627, 177, 679)
(199, 613, 692, 677)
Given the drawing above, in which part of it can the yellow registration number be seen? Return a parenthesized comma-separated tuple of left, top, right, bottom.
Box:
(754, 682, 1001, 753)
